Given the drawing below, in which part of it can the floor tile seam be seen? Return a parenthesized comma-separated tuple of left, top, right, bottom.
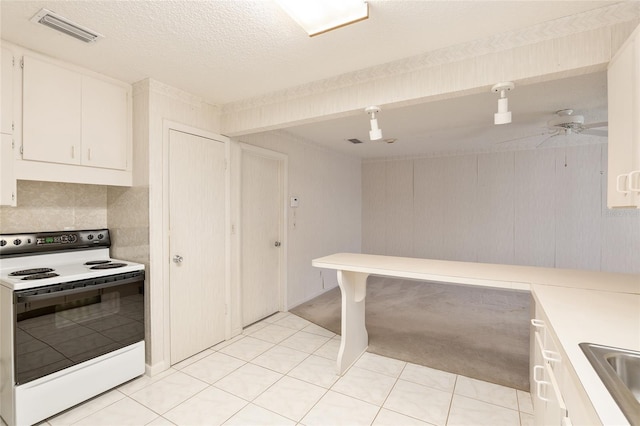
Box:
(354, 357, 407, 379)
(370, 365, 405, 425)
(327, 361, 401, 409)
(394, 376, 457, 396)
(248, 331, 296, 345)
(118, 368, 179, 395)
(128, 372, 211, 416)
(249, 348, 313, 375)
(451, 390, 521, 412)
(145, 415, 174, 426)
(451, 393, 523, 414)
(119, 394, 167, 418)
(296, 388, 345, 425)
(252, 381, 327, 425)
(443, 374, 458, 426)
(239, 402, 299, 424)
(179, 359, 246, 386)
(169, 385, 250, 425)
(377, 406, 442, 426)
(54, 390, 128, 426)
(452, 374, 520, 411)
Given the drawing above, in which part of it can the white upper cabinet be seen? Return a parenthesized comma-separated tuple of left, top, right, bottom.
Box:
(23, 55, 82, 165)
(607, 24, 640, 208)
(1, 47, 14, 135)
(0, 134, 16, 206)
(22, 55, 129, 171)
(81, 75, 128, 170)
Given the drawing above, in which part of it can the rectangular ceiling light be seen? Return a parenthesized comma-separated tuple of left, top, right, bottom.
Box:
(276, 0, 369, 37)
(30, 8, 104, 43)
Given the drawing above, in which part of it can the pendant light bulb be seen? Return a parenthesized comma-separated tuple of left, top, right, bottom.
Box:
(365, 106, 383, 141)
(491, 82, 514, 125)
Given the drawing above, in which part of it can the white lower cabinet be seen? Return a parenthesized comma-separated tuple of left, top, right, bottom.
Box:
(531, 308, 600, 425)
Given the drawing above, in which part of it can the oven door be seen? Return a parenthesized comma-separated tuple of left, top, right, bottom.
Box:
(13, 271, 145, 385)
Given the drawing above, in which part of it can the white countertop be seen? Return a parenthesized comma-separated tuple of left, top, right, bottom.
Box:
(312, 253, 640, 424)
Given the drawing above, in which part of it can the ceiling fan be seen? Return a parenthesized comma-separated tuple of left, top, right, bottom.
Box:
(498, 109, 608, 147)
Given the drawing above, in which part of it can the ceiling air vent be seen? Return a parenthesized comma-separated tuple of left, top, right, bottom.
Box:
(30, 9, 104, 43)
(348, 138, 363, 144)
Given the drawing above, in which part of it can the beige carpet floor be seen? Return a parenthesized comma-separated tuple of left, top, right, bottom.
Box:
(291, 276, 531, 391)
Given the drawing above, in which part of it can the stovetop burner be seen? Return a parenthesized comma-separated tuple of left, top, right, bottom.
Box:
(84, 260, 112, 265)
(90, 263, 127, 270)
(21, 272, 60, 280)
(10, 268, 55, 276)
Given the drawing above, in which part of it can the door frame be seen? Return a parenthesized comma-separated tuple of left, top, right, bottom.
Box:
(161, 121, 231, 367)
(239, 142, 288, 323)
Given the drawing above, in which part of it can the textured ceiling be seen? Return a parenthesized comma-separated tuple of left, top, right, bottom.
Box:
(0, 1, 627, 157)
(0, 0, 619, 104)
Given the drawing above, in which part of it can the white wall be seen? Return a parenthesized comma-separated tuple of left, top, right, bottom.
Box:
(236, 131, 362, 309)
(363, 143, 640, 274)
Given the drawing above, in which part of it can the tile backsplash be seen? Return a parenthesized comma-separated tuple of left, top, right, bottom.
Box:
(0, 181, 107, 233)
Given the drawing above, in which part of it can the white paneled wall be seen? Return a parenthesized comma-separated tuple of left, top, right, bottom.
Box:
(554, 144, 602, 270)
(513, 149, 556, 267)
(476, 152, 516, 264)
(363, 144, 640, 274)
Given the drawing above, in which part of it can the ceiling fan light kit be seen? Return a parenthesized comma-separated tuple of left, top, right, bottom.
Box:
(492, 82, 515, 125)
(365, 106, 383, 141)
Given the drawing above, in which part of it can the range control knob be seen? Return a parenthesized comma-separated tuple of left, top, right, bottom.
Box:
(0, 240, 6, 247)
(97, 233, 104, 240)
(69, 234, 78, 243)
(13, 239, 22, 246)
(87, 234, 94, 241)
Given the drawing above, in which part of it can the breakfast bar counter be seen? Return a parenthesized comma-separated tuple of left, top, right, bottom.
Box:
(312, 253, 640, 425)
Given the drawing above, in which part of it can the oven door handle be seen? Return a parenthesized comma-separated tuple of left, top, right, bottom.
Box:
(15, 274, 144, 303)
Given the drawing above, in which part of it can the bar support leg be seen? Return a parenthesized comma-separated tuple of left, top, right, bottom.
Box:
(336, 270, 369, 375)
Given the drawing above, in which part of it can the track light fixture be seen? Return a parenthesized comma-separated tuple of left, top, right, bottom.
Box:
(491, 82, 514, 125)
(365, 106, 382, 141)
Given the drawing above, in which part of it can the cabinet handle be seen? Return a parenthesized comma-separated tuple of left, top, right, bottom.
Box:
(71, 146, 75, 159)
(616, 174, 629, 194)
(542, 349, 562, 363)
(533, 365, 545, 383)
(88, 148, 91, 161)
(628, 170, 640, 192)
(531, 319, 545, 329)
(536, 377, 552, 402)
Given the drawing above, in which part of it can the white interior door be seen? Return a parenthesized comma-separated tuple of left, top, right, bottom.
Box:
(241, 148, 284, 326)
(169, 129, 226, 364)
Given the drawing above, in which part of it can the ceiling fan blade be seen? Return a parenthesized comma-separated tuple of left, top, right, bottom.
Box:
(495, 131, 550, 145)
(582, 121, 608, 129)
(536, 132, 559, 148)
(581, 129, 608, 137)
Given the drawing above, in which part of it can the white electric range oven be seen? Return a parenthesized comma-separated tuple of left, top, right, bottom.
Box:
(0, 229, 145, 426)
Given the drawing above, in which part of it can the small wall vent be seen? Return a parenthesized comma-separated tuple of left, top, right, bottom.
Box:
(30, 9, 104, 43)
(348, 138, 363, 144)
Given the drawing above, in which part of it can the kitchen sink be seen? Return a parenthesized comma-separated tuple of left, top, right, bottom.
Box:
(580, 343, 640, 425)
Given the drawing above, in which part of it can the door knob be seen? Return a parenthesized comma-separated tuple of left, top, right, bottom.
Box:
(274, 241, 281, 247)
(173, 255, 184, 263)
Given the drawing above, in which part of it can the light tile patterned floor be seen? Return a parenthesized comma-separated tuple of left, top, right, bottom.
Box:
(43, 312, 534, 426)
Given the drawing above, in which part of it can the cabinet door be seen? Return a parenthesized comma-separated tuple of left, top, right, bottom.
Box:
(608, 25, 640, 208)
(1, 47, 14, 135)
(0, 134, 16, 206)
(23, 56, 82, 165)
(81, 76, 128, 170)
